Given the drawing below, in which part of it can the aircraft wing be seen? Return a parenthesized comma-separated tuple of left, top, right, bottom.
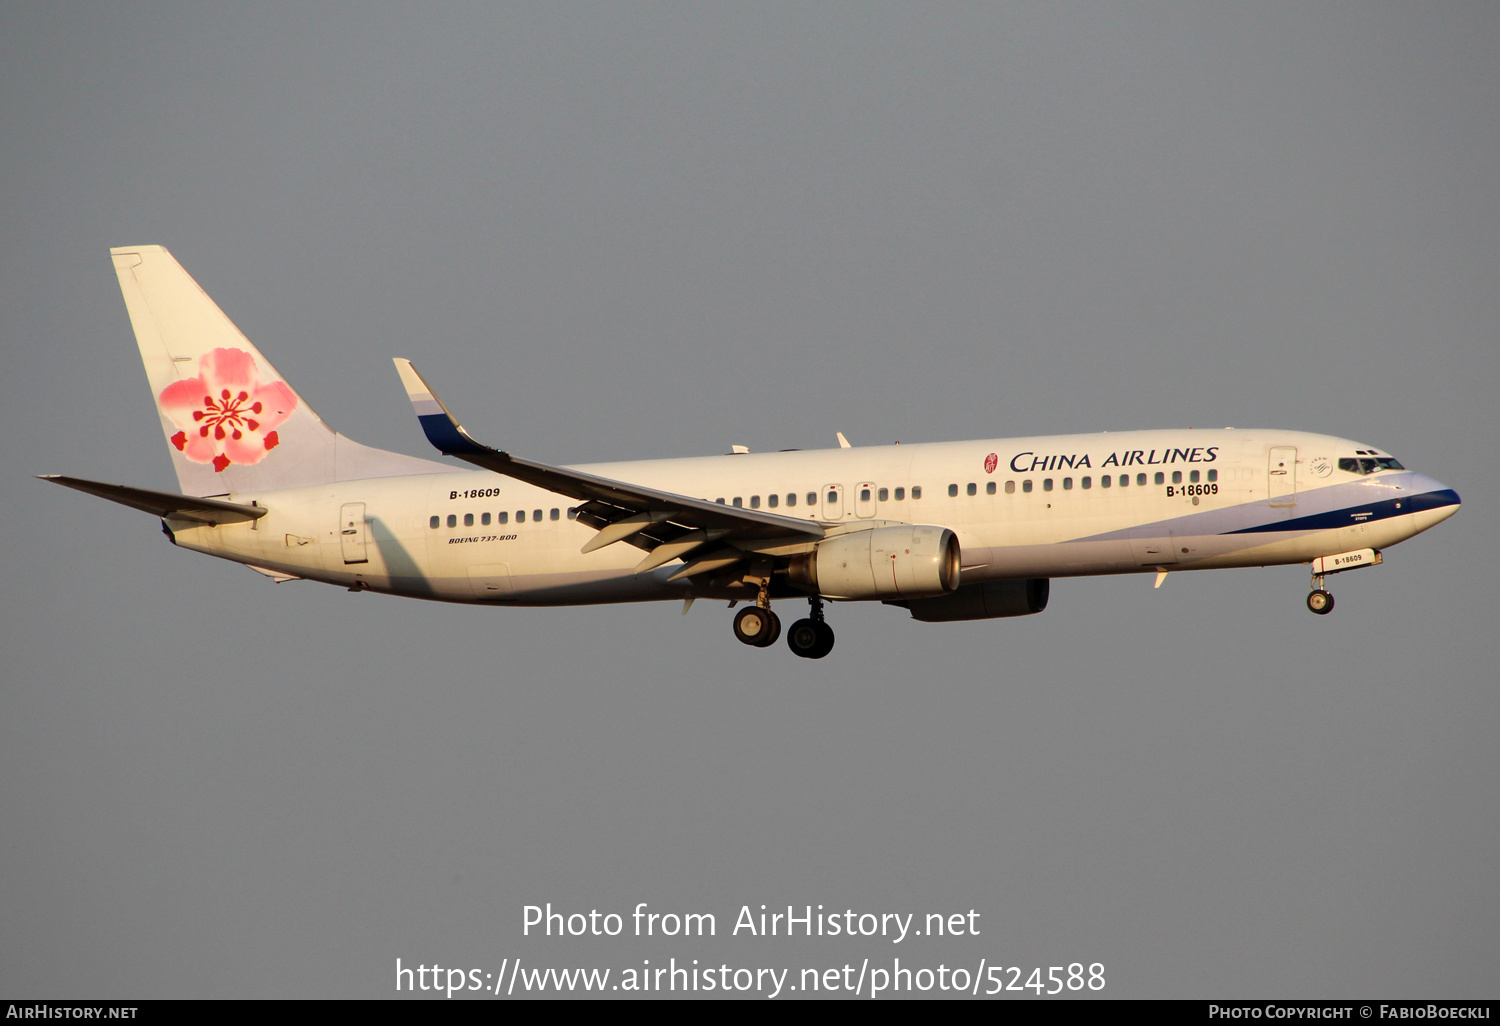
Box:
(394, 359, 824, 576)
(39, 475, 267, 524)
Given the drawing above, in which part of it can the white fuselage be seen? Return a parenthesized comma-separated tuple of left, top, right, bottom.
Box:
(164, 428, 1458, 605)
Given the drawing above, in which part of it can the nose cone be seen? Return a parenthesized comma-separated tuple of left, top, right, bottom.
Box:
(1404, 473, 1461, 531)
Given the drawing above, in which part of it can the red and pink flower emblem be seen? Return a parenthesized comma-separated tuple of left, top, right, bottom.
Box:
(159, 348, 297, 473)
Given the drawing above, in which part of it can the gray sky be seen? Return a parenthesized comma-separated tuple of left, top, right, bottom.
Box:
(2, 1, 1496, 999)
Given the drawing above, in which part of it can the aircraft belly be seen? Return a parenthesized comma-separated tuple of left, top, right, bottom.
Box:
(959, 540, 1138, 580)
(462, 567, 687, 606)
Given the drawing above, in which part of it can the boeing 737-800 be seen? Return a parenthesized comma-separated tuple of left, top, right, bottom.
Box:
(44, 246, 1461, 658)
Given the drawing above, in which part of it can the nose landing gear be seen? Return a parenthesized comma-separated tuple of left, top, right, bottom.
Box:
(1306, 588, 1334, 614)
(1306, 569, 1334, 615)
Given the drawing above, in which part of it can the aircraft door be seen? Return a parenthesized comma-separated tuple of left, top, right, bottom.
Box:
(1268, 446, 1297, 508)
(855, 482, 876, 518)
(339, 503, 369, 564)
(821, 484, 844, 520)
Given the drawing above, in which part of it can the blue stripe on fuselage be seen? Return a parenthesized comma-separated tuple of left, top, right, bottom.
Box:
(1066, 478, 1456, 545)
(1225, 488, 1459, 534)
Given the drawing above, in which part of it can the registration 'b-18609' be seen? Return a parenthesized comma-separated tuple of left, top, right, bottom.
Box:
(44, 247, 1461, 658)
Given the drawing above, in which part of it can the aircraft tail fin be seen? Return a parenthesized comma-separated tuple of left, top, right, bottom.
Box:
(110, 246, 445, 495)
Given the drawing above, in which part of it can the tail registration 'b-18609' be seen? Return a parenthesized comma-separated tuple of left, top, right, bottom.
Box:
(44, 247, 1461, 658)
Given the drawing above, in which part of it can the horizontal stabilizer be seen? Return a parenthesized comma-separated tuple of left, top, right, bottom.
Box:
(39, 475, 267, 524)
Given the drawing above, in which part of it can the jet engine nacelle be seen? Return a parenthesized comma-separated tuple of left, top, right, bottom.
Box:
(790, 525, 960, 600)
(890, 579, 1050, 621)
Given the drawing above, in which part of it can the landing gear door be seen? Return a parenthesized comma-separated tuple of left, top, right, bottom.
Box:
(1269, 446, 1298, 508)
(340, 502, 369, 564)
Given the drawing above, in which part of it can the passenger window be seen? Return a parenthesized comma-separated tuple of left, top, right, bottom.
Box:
(912, 486, 922, 499)
(716, 498, 725, 505)
(430, 515, 440, 529)
(1082, 476, 1091, 489)
(986, 481, 996, 495)
(550, 508, 560, 521)
(1005, 480, 1015, 494)
(1101, 475, 1111, 488)
(1189, 470, 1200, 484)
(1063, 477, 1073, 490)
(498, 511, 508, 524)
(768, 494, 779, 508)
(895, 487, 905, 500)
(533, 509, 543, 522)
(1207, 469, 1218, 483)
(966, 482, 977, 496)
(878, 487, 888, 502)
(860, 488, 870, 502)
(733, 497, 742, 507)
(1044, 479, 1054, 491)
(1172, 471, 1182, 484)
(1137, 473, 1147, 486)
(516, 510, 525, 523)
(464, 513, 474, 527)
(750, 495, 760, 509)
(806, 492, 817, 505)
(482, 512, 491, 526)
(948, 483, 959, 497)
(826, 490, 838, 504)
(1023, 480, 1033, 493)
(786, 493, 796, 507)
(567, 507, 578, 519)
(1154, 473, 1164, 485)
(447, 514, 457, 528)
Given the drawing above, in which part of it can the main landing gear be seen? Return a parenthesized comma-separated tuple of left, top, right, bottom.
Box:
(731, 593, 835, 658)
(1306, 569, 1334, 615)
(732, 605, 782, 647)
(785, 597, 835, 660)
(732, 579, 782, 648)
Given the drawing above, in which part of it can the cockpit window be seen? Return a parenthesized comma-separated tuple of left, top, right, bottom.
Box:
(1340, 456, 1405, 475)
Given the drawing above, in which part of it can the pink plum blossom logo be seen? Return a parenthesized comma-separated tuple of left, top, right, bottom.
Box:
(158, 348, 297, 473)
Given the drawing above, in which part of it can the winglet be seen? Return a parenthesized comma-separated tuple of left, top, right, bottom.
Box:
(393, 358, 496, 458)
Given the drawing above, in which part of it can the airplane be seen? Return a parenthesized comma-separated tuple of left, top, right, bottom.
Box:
(43, 246, 1462, 658)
